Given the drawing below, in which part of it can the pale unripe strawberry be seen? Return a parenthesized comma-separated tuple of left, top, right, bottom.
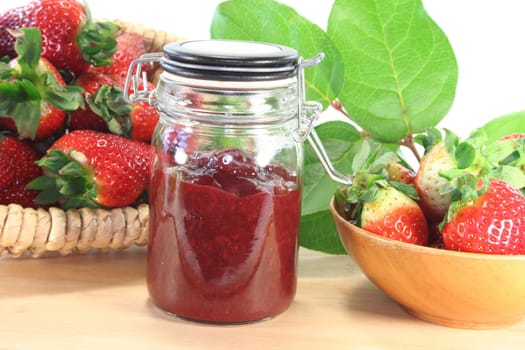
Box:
(415, 141, 455, 222)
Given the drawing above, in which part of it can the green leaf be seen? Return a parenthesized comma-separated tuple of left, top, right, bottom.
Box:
(480, 111, 525, 143)
(491, 165, 525, 190)
(86, 85, 132, 136)
(9, 99, 42, 139)
(301, 121, 361, 254)
(11, 28, 42, 73)
(300, 210, 346, 254)
(454, 142, 476, 169)
(302, 121, 362, 216)
(211, 0, 344, 109)
(327, 0, 458, 142)
(390, 181, 419, 200)
(0, 62, 14, 79)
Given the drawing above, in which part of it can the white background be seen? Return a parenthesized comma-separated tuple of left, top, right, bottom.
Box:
(2, 0, 525, 137)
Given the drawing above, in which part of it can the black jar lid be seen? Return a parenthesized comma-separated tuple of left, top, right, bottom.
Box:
(161, 39, 299, 81)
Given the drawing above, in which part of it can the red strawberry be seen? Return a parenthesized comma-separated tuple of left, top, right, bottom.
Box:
(69, 75, 158, 141)
(0, 135, 42, 207)
(30, 130, 152, 209)
(360, 186, 429, 245)
(69, 71, 117, 132)
(129, 100, 159, 142)
(0, 0, 117, 76)
(0, 149, 15, 190)
(88, 31, 151, 86)
(0, 28, 83, 140)
(337, 139, 428, 245)
(442, 178, 525, 254)
(415, 141, 456, 222)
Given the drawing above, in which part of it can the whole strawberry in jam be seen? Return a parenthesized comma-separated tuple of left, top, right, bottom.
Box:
(0, 134, 42, 208)
(212, 148, 258, 178)
(0, 0, 117, 76)
(30, 130, 152, 209)
(442, 178, 525, 254)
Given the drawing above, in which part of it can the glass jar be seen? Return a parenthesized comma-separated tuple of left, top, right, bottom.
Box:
(125, 40, 327, 324)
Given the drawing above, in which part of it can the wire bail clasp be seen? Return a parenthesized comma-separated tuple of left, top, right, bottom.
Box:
(295, 53, 353, 185)
(123, 52, 164, 106)
(293, 53, 324, 143)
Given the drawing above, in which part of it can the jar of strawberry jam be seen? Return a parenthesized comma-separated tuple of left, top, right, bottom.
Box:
(124, 40, 336, 323)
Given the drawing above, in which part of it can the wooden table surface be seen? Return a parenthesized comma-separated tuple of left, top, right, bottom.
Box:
(1, 247, 523, 350)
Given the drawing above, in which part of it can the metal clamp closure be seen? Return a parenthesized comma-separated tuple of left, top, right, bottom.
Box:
(123, 52, 164, 105)
(293, 54, 324, 143)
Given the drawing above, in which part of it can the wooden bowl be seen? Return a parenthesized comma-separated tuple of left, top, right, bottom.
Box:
(330, 197, 525, 329)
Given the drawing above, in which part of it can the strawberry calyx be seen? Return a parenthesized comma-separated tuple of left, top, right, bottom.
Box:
(27, 149, 99, 209)
(335, 138, 418, 225)
(436, 129, 525, 226)
(76, 3, 118, 67)
(0, 28, 84, 139)
(85, 84, 133, 136)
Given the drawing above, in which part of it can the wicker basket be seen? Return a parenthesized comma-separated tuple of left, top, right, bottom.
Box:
(0, 21, 182, 258)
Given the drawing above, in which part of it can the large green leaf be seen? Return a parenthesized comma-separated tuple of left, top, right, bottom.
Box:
(327, 0, 458, 142)
(210, 0, 344, 108)
(300, 120, 362, 254)
(480, 111, 525, 143)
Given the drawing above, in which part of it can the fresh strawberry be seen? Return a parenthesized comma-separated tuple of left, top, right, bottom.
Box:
(69, 71, 119, 132)
(386, 162, 415, 185)
(415, 140, 456, 222)
(29, 130, 152, 209)
(0, 134, 42, 207)
(77, 79, 159, 142)
(0, 28, 83, 140)
(0, 0, 117, 76)
(88, 31, 151, 86)
(129, 100, 159, 142)
(360, 185, 429, 245)
(336, 139, 428, 245)
(0, 149, 15, 190)
(442, 178, 525, 254)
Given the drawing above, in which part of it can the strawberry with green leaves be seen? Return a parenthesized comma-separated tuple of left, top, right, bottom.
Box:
(69, 75, 159, 142)
(360, 185, 429, 245)
(88, 31, 151, 86)
(0, 134, 42, 208)
(0, 28, 83, 140)
(28, 130, 152, 209)
(0, 0, 117, 76)
(442, 178, 525, 254)
(337, 139, 429, 245)
(415, 129, 525, 223)
(69, 71, 125, 133)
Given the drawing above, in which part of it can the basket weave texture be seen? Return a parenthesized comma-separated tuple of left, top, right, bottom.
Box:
(0, 21, 182, 258)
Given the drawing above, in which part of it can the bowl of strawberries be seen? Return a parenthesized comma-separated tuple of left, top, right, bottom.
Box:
(330, 131, 525, 329)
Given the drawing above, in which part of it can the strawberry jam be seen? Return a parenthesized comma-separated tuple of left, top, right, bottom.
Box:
(147, 148, 301, 323)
